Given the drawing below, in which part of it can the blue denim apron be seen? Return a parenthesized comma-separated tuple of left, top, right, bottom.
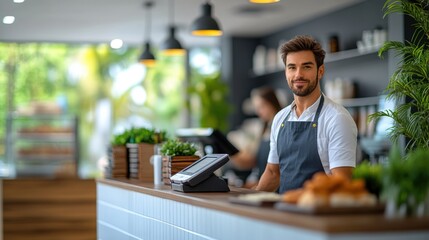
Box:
(277, 95, 325, 193)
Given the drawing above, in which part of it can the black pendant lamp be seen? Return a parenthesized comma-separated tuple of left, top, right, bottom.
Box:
(249, 0, 280, 3)
(191, 1, 222, 37)
(161, 0, 185, 56)
(139, 42, 156, 67)
(139, 1, 156, 67)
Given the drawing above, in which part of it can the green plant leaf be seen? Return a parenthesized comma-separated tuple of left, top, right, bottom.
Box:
(159, 139, 197, 156)
(374, 0, 429, 151)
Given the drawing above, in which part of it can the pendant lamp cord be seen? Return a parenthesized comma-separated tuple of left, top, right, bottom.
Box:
(169, 0, 174, 25)
(144, 1, 153, 43)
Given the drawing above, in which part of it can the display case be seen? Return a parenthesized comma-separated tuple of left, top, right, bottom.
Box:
(5, 114, 79, 177)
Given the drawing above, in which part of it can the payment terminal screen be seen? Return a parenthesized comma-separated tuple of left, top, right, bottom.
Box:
(183, 157, 217, 174)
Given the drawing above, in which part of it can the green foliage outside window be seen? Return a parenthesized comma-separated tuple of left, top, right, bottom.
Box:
(188, 47, 231, 133)
(140, 55, 187, 134)
(188, 72, 231, 132)
(0, 43, 140, 174)
(0, 42, 227, 176)
(0, 43, 74, 160)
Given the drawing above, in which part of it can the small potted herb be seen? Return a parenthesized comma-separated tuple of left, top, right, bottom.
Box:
(160, 139, 200, 185)
(160, 139, 197, 157)
(129, 127, 167, 145)
(111, 131, 130, 146)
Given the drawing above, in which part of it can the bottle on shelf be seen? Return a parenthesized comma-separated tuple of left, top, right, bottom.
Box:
(329, 34, 340, 53)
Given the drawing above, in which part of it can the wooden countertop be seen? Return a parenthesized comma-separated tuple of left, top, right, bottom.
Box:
(97, 178, 429, 234)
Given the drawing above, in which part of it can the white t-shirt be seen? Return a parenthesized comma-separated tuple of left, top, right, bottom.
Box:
(267, 95, 357, 174)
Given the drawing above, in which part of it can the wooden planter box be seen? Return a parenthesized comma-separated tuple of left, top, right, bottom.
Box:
(137, 143, 156, 182)
(106, 145, 128, 178)
(126, 143, 157, 182)
(162, 155, 200, 185)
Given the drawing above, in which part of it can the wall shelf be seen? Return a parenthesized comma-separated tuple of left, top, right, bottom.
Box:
(249, 47, 380, 79)
(325, 47, 380, 63)
(336, 96, 380, 108)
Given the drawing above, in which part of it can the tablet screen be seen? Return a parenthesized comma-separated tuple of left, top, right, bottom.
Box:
(182, 156, 218, 175)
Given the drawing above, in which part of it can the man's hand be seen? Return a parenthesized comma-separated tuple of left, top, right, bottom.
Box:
(255, 163, 280, 192)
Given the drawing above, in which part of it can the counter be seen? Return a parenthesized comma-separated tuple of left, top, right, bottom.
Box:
(2, 178, 96, 240)
(97, 178, 429, 240)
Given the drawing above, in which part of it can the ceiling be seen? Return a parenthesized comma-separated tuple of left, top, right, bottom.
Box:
(0, 0, 364, 47)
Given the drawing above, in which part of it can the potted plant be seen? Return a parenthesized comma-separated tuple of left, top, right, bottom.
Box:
(370, 0, 429, 217)
(159, 139, 199, 185)
(371, 0, 429, 151)
(107, 127, 167, 180)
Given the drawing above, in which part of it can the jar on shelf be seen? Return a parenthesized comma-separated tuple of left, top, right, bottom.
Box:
(329, 35, 339, 53)
(252, 45, 266, 75)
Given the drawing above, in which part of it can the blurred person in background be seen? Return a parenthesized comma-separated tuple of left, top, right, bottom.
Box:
(226, 86, 283, 188)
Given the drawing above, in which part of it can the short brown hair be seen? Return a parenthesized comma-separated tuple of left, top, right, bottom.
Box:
(280, 35, 325, 68)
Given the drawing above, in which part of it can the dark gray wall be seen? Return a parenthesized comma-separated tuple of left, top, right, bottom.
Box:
(259, 0, 389, 98)
(263, 0, 387, 50)
(222, 0, 392, 130)
(221, 37, 261, 130)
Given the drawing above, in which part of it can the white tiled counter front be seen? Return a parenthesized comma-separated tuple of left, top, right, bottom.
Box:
(97, 179, 429, 240)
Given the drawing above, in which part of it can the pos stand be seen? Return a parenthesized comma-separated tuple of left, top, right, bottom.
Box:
(171, 173, 229, 193)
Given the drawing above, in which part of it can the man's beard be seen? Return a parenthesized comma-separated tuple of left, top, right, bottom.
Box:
(289, 76, 318, 97)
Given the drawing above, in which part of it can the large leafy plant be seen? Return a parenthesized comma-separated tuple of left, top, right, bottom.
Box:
(371, 0, 429, 151)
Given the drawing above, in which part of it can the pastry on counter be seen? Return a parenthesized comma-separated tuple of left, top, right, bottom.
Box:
(282, 188, 304, 204)
(282, 172, 377, 208)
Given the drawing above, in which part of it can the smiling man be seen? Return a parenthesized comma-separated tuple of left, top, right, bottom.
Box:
(255, 35, 357, 193)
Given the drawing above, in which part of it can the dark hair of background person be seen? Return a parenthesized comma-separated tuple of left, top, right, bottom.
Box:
(251, 86, 282, 136)
(280, 35, 326, 68)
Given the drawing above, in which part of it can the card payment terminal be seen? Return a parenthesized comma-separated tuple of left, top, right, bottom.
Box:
(170, 154, 230, 192)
